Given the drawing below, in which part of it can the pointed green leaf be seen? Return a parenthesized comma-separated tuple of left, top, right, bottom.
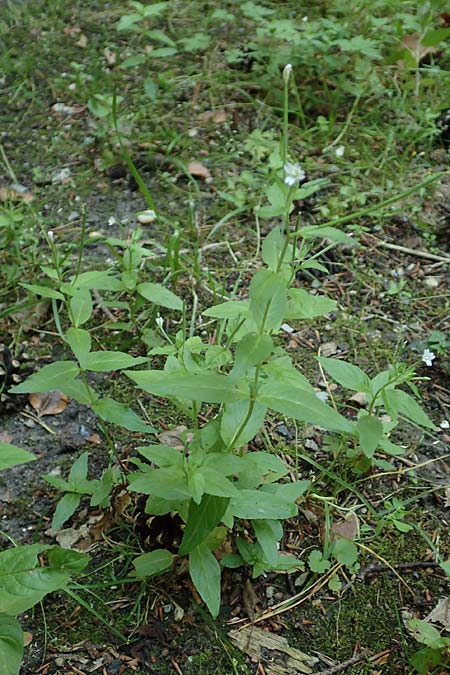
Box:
(85, 351, 147, 371)
(52, 492, 81, 530)
(189, 543, 221, 617)
(66, 328, 91, 368)
(249, 269, 287, 332)
(253, 520, 282, 565)
(127, 370, 240, 403)
(258, 381, 353, 433)
(220, 400, 267, 449)
(203, 300, 250, 319)
(286, 289, 337, 320)
(230, 333, 273, 380)
(230, 490, 297, 520)
(179, 495, 230, 556)
(385, 389, 435, 429)
(133, 549, 174, 577)
(356, 414, 383, 459)
(318, 357, 371, 392)
(0, 613, 23, 675)
(9, 361, 79, 394)
(93, 398, 155, 433)
(69, 288, 93, 326)
(0, 444, 35, 471)
(21, 283, 64, 300)
(137, 282, 183, 310)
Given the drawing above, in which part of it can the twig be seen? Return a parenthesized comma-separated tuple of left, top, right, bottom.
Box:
(340, 561, 442, 593)
(92, 289, 117, 323)
(312, 650, 369, 675)
(367, 236, 450, 264)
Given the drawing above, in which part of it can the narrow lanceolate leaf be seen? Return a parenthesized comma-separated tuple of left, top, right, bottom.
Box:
(253, 520, 282, 566)
(230, 490, 297, 520)
(137, 282, 183, 310)
(84, 351, 148, 372)
(258, 382, 353, 434)
(66, 327, 91, 368)
(93, 398, 155, 433)
(133, 550, 174, 577)
(21, 283, 64, 300)
(69, 289, 93, 327)
(318, 357, 371, 393)
(8, 361, 79, 394)
(127, 370, 241, 403)
(179, 495, 230, 556)
(189, 543, 221, 617)
(286, 289, 337, 320)
(386, 389, 436, 429)
(249, 269, 287, 332)
(220, 400, 267, 449)
(0, 613, 23, 675)
(52, 492, 81, 530)
(356, 414, 383, 458)
(0, 444, 35, 471)
(0, 545, 88, 615)
(230, 333, 273, 380)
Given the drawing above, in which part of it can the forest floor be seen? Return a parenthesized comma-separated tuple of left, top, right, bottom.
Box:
(0, 1, 450, 674)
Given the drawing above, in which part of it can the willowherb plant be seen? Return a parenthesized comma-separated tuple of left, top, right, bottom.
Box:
(9, 64, 438, 622)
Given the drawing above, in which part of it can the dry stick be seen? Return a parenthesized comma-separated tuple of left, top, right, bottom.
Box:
(367, 236, 450, 264)
(312, 650, 369, 675)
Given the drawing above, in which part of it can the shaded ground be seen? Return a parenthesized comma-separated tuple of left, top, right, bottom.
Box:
(1, 1, 450, 674)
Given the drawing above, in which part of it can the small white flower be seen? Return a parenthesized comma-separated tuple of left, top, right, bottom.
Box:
(335, 145, 345, 157)
(302, 16, 308, 22)
(283, 64, 293, 84)
(315, 390, 329, 402)
(155, 317, 164, 330)
(440, 420, 450, 429)
(284, 162, 306, 187)
(422, 348, 436, 367)
(47, 230, 54, 242)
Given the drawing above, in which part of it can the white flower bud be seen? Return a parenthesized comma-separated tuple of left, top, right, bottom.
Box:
(155, 316, 164, 330)
(47, 230, 54, 242)
(283, 64, 293, 84)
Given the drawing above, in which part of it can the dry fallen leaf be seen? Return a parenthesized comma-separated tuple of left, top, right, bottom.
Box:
(75, 33, 88, 48)
(29, 390, 69, 417)
(158, 425, 187, 450)
(198, 109, 227, 124)
(104, 47, 117, 65)
(320, 341, 338, 357)
(444, 487, 450, 508)
(0, 186, 33, 203)
(0, 431, 13, 444)
(349, 391, 367, 406)
(187, 161, 211, 180)
(23, 632, 33, 647)
(397, 34, 438, 67)
(425, 597, 450, 631)
(331, 512, 360, 541)
(229, 625, 318, 675)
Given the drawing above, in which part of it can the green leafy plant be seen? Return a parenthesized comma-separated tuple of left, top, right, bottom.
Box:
(409, 618, 450, 674)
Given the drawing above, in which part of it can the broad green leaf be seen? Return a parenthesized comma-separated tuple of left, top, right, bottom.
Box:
(69, 288, 93, 327)
(69, 271, 123, 291)
(220, 400, 267, 448)
(333, 539, 358, 567)
(286, 289, 337, 320)
(262, 480, 311, 503)
(189, 543, 221, 617)
(197, 467, 239, 498)
(93, 398, 155, 433)
(121, 54, 146, 68)
(66, 328, 91, 368)
(440, 561, 450, 578)
(85, 351, 147, 371)
(9, 361, 79, 394)
(68, 452, 88, 482)
(117, 12, 141, 31)
(127, 370, 241, 403)
(59, 378, 97, 406)
(133, 549, 174, 577)
(253, 520, 282, 565)
(238, 452, 288, 489)
(128, 468, 191, 500)
(318, 357, 370, 393)
(0, 613, 23, 675)
(21, 283, 64, 300)
(262, 359, 315, 393)
(356, 414, 383, 459)
(0, 444, 35, 471)
(145, 495, 189, 519)
(384, 389, 435, 429)
(272, 553, 304, 572)
(408, 619, 442, 646)
(137, 282, 183, 310)
(202, 300, 249, 319)
(230, 333, 273, 380)
(52, 492, 81, 530)
(249, 269, 287, 332)
(137, 444, 184, 468)
(262, 227, 290, 270)
(230, 490, 297, 520)
(0, 545, 88, 615)
(422, 28, 450, 47)
(179, 495, 230, 555)
(258, 381, 353, 434)
(299, 226, 357, 246)
(308, 550, 331, 573)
